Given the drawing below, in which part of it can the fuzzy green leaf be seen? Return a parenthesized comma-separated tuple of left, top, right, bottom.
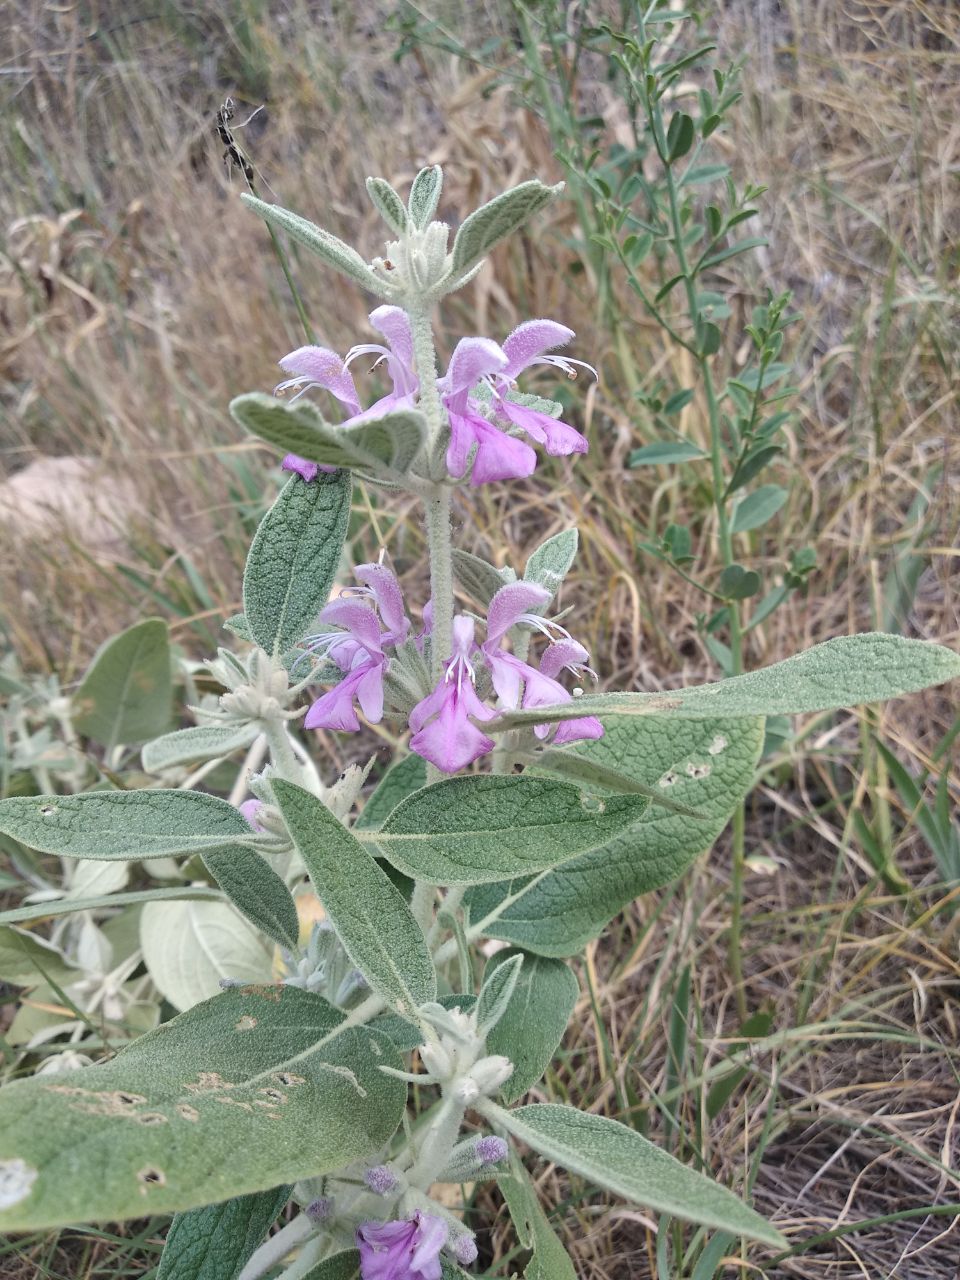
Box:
(244, 471, 352, 656)
(466, 716, 763, 955)
(484, 1102, 783, 1246)
(230, 393, 426, 478)
(355, 754, 428, 831)
(524, 529, 578, 602)
(0, 926, 76, 989)
(272, 781, 436, 1016)
(365, 177, 408, 234)
(485, 950, 578, 1103)
(374, 776, 648, 886)
(490, 634, 960, 729)
(498, 1155, 577, 1280)
(202, 844, 300, 952)
(0, 790, 256, 860)
(143, 724, 260, 773)
(451, 180, 563, 276)
(73, 619, 172, 750)
(302, 1253, 361, 1280)
(0, 987, 405, 1231)
(628, 440, 706, 466)
(450, 549, 516, 606)
(157, 1185, 291, 1280)
(407, 165, 443, 229)
(0, 886, 222, 927)
(241, 195, 383, 293)
(140, 900, 274, 1011)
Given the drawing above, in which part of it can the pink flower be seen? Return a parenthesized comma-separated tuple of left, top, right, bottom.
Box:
(276, 308, 419, 480)
(356, 1213, 447, 1280)
(481, 581, 603, 747)
(302, 563, 410, 732)
(409, 617, 496, 773)
(439, 320, 593, 486)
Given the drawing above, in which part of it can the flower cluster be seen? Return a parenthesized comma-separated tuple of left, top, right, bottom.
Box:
(276, 308, 593, 486)
(300, 564, 601, 773)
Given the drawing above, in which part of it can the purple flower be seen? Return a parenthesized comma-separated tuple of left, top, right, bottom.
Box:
(481, 582, 603, 748)
(276, 308, 419, 481)
(302, 561, 417, 733)
(357, 1212, 446, 1280)
(238, 798, 265, 831)
(364, 1164, 399, 1196)
(474, 1135, 508, 1166)
(439, 320, 593, 486)
(409, 617, 496, 773)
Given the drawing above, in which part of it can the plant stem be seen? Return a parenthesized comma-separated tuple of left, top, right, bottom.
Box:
(237, 1212, 313, 1280)
(640, 38, 749, 1015)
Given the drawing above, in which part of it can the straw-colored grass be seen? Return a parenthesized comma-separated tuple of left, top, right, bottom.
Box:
(1, 2, 958, 1276)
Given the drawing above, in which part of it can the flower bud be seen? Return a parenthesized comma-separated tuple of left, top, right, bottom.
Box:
(464, 1054, 513, 1097)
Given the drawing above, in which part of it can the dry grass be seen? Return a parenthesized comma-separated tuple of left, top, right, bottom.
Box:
(2, 1, 959, 1276)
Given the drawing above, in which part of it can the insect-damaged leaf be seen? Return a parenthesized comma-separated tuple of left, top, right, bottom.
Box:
(243, 470, 352, 656)
(373, 775, 648, 886)
(0, 987, 405, 1231)
(0, 790, 257, 861)
(466, 716, 763, 956)
(490, 634, 960, 729)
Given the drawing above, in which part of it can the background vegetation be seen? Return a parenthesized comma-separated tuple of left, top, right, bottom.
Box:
(1, 1, 958, 1276)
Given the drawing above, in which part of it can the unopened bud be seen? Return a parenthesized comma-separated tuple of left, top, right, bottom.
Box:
(453, 1234, 478, 1265)
(364, 1164, 398, 1196)
(306, 1196, 333, 1222)
(465, 1054, 513, 1097)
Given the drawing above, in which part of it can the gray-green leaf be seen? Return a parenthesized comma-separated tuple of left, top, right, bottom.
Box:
(485, 950, 578, 1102)
(374, 776, 648, 886)
(272, 781, 436, 1017)
(498, 1155, 577, 1280)
(483, 1102, 783, 1246)
(202, 844, 300, 952)
(157, 1185, 291, 1280)
(244, 471, 352, 656)
(466, 716, 763, 955)
(731, 484, 788, 534)
(0, 926, 76, 989)
(628, 440, 706, 466)
(365, 177, 408, 234)
(355, 754, 427, 831)
(143, 724, 260, 773)
(73, 619, 172, 749)
(230, 394, 427, 478)
(0, 790, 255, 860)
(407, 165, 443, 229)
(491, 634, 960, 729)
(524, 529, 578, 602)
(241, 195, 383, 293)
(302, 1252, 361, 1280)
(0, 987, 405, 1231)
(450, 549, 516, 606)
(451, 180, 564, 276)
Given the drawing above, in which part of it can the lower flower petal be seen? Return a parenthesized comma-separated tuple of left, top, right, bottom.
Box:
(469, 420, 537, 485)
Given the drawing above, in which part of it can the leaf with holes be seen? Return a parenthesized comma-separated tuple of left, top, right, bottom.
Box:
(73, 619, 172, 749)
(243, 471, 352, 656)
(490, 635, 960, 729)
(373, 776, 648, 886)
(0, 790, 259, 861)
(0, 987, 405, 1231)
(466, 717, 763, 955)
